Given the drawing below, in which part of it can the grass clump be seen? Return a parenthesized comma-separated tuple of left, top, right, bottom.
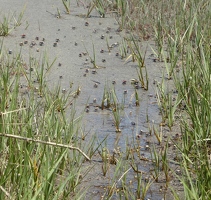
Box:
(153, 1, 211, 199)
(0, 43, 91, 199)
(0, 15, 12, 36)
(0, 7, 25, 36)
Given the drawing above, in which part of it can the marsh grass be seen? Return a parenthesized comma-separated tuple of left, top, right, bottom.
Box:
(62, 0, 71, 14)
(0, 15, 12, 36)
(56, 8, 62, 19)
(119, 38, 128, 59)
(153, 124, 162, 145)
(164, 2, 211, 198)
(114, 0, 128, 30)
(93, 0, 107, 18)
(90, 0, 211, 198)
(156, 79, 169, 123)
(0, 7, 25, 36)
(86, 2, 95, 18)
(103, 161, 131, 199)
(30, 52, 56, 95)
(2, 0, 211, 198)
(13, 4, 26, 27)
(110, 88, 123, 133)
(161, 142, 170, 187)
(127, 36, 148, 90)
(150, 145, 160, 182)
(101, 84, 124, 132)
(101, 84, 111, 110)
(0, 44, 93, 199)
(155, 77, 182, 130)
(83, 41, 104, 69)
(173, 39, 211, 199)
(105, 36, 111, 53)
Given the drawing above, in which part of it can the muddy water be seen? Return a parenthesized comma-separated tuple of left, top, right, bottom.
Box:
(1, 0, 183, 199)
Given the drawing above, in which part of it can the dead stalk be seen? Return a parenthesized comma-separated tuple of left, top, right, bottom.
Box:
(0, 133, 90, 160)
(0, 186, 11, 199)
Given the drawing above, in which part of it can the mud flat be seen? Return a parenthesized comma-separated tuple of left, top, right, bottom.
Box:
(0, 1, 185, 199)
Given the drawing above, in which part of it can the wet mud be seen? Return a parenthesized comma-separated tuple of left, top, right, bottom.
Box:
(1, 0, 184, 199)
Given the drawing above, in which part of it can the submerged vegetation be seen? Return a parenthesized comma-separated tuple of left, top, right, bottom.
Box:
(1, 0, 211, 199)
